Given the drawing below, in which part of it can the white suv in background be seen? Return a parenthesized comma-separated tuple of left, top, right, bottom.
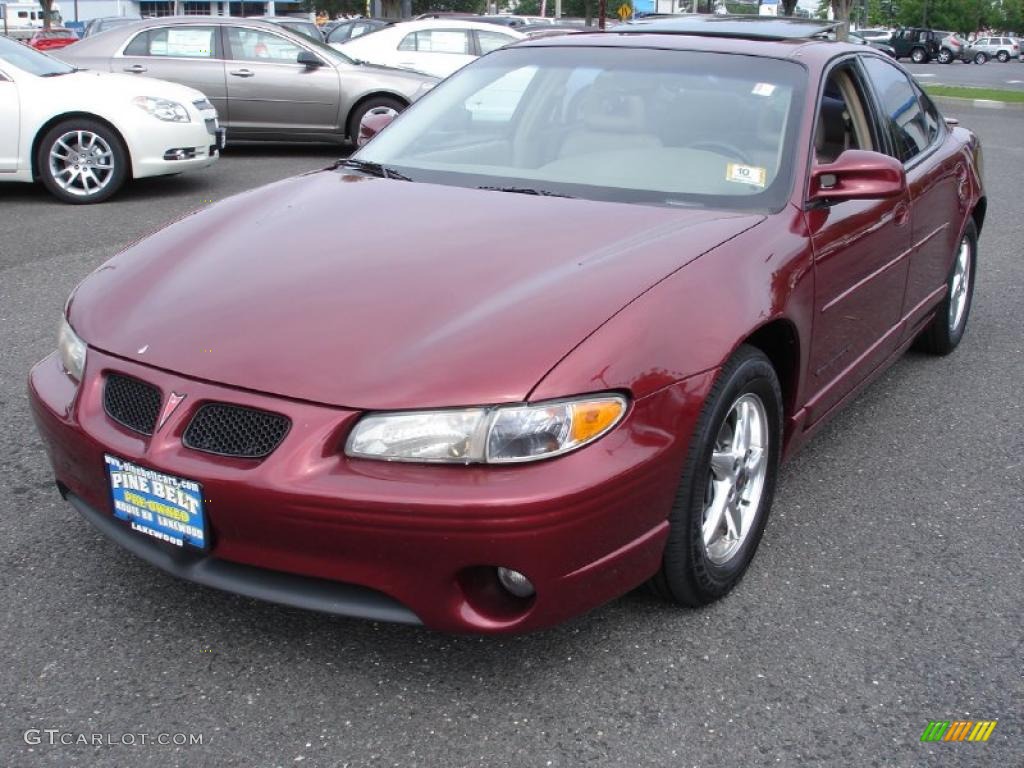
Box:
(966, 36, 1021, 63)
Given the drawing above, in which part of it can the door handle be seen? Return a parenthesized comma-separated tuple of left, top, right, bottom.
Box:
(894, 202, 910, 227)
(229, 68, 255, 78)
(123, 64, 147, 73)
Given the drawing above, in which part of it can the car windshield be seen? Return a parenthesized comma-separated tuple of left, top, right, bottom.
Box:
(0, 34, 75, 75)
(354, 46, 806, 211)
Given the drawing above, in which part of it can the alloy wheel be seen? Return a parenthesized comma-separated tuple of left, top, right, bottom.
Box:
(48, 130, 115, 198)
(948, 235, 972, 333)
(702, 393, 769, 565)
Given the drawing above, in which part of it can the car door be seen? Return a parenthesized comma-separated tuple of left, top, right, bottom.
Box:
(804, 58, 912, 424)
(118, 25, 228, 121)
(395, 28, 475, 78)
(860, 56, 963, 340)
(223, 25, 342, 138)
(0, 67, 19, 171)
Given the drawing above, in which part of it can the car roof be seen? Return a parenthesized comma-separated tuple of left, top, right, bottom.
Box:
(386, 18, 527, 35)
(247, 16, 317, 22)
(516, 18, 866, 66)
(620, 15, 839, 39)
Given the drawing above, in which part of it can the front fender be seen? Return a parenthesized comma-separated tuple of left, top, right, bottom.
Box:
(529, 209, 815, 408)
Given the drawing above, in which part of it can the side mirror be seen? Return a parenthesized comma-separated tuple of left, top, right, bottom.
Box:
(297, 51, 324, 68)
(809, 149, 907, 204)
(357, 108, 398, 147)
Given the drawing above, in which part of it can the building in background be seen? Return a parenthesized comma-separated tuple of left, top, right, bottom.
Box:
(62, 0, 306, 24)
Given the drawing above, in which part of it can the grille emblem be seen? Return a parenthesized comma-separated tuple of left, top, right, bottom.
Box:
(157, 392, 187, 432)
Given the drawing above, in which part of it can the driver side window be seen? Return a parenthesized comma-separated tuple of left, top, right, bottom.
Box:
(227, 27, 304, 64)
(814, 65, 875, 165)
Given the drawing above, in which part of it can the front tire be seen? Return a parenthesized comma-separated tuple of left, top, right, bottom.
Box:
(915, 220, 977, 355)
(650, 346, 782, 607)
(974, 52, 989, 64)
(347, 96, 405, 147)
(37, 119, 128, 204)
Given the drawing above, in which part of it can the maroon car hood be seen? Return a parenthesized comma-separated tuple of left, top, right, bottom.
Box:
(70, 171, 762, 409)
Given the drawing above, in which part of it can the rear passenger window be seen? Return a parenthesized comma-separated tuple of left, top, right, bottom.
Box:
(862, 57, 930, 163)
(398, 29, 469, 54)
(917, 88, 942, 144)
(125, 27, 216, 58)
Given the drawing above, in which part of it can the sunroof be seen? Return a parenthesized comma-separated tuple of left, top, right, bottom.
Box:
(618, 15, 840, 40)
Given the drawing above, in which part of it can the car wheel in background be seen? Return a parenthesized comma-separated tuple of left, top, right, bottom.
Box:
(997, 51, 1010, 62)
(347, 96, 406, 147)
(937, 48, 952, 64)
(974, 51, 989, 64)
(915, 220, 977, 355)
(911, 46, 929, 63)
(37, 119, 128, 204)
(650, 346, 782, 607)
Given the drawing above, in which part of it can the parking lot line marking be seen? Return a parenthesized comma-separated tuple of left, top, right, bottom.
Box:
(973, 99, 1006, 109)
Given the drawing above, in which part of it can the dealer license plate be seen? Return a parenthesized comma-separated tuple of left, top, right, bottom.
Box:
(105, 454, 207, 550)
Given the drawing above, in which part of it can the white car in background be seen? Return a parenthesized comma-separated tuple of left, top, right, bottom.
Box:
(0, 36, 221, 204)
(332, 19, 525, 78)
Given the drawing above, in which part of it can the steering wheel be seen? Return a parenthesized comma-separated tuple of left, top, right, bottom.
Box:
(683, 140, 754, 166)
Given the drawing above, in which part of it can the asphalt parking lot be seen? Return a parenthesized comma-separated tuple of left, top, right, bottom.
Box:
(905, 57, 1024, 90)
(2, 104, 1021, 767)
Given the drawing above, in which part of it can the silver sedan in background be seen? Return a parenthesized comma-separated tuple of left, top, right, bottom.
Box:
(56, 17, 436, 144)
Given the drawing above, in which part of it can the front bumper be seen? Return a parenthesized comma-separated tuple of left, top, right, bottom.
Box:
(126, 111, 222, 179)
(29, 349, 713, 633)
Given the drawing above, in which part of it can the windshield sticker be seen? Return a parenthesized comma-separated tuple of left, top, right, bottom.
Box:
(752, 82, 777, 97)
(726, 163, 767, 188)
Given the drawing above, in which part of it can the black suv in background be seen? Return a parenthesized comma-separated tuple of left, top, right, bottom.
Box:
(890, 27, 942, 62)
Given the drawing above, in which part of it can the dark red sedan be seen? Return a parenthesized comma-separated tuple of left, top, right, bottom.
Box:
(28, 28, 78, 51)
(30, 17, 985, 633)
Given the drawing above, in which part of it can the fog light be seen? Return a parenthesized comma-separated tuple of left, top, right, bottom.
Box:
(496, 567, 535, 598)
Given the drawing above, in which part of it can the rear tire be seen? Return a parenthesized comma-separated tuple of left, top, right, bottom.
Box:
(997, 51, 1010, 63)
(37, 118, 129, 204)
(347, 96, 406, 147)
(650, 346, 782, 607)
(937, 48, 952, 64)
(915, 221, 977, 355)
(911, 47, 929, 63)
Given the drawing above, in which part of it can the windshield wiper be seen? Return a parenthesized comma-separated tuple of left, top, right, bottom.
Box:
(338, 158, 411, 181)
(40, 69, 77, 77)
(473, 185, 573, 198)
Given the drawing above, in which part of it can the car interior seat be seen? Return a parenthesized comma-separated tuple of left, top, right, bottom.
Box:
(815, 93, 851, 165)
(558, 73, 663, 158)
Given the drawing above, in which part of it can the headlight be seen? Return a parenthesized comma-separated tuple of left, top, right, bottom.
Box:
(58, 317, 87, 382)
(345, 395, 627, 464)
(132, 95, 190, 123)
